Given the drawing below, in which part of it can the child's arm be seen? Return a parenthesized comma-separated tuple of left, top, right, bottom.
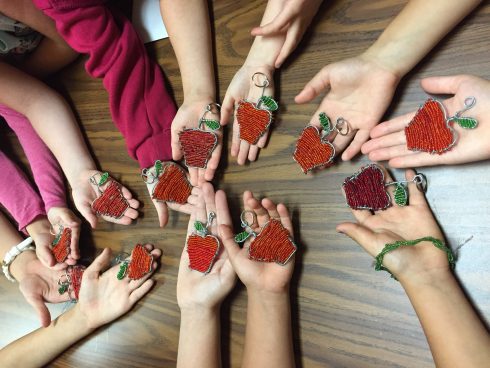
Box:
(0, 245, 161, 367)
(295, 0, 482, 161)
(363, 75, 490, 167)
(220, 192, 295, 368)
(177, 183, 236, 367)
(159, 0, 219, 187)
(337, 168, 490, 367)
(0, 61, 139, 228)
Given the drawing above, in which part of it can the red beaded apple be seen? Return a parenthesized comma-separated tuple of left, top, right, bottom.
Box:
(186, 212, 221, 274)
(58, 265, 86, 301)
(405, 97, 478, 154)
(90, 172, 129, 219)
(51, 226, 71, 263)
(179, 103, 220, 169)
(142, 161, 192, 205)
(236, 72, 278, 145)
(235, 211, 297, 265)
(117, 244, 154, 280)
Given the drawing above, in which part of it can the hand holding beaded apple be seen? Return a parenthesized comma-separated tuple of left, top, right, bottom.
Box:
(363, 75, 490, 168)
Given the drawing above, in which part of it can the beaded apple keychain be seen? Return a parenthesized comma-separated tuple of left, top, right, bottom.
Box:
(186, 212, 221, 274)
(51, 225, 71, 263)
(236, 72, 278, 145)
(342, 164, 427, 211)
(90, 172, 129, 219)
(117, 244, 154, 280)
(234, 211, 297, 265)
(58, 265, 86, 301)
(405, 97, 477, 154)
(142, 160, 192, 204)
(179, 103, 221, 169)
(293, 112, 350, 174)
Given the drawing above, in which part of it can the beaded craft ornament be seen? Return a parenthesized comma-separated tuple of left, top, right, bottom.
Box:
(235, 211, 297, 265)
(179, 103, 220, 169)
(142, 160, 192, 204)
(405, 97, 477, 154)
(293, 113, 350, 174)
(51, 226, 71, 263)
(342, 164, 427, 211)
(117, 244, 154, 280)
(58, 265, 86, 301)
(236, 72, 278, 145)
(186, 212, 221, 274)
(90, 172, 129, 219)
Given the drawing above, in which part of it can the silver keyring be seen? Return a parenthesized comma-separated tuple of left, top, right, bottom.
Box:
(252, 72, 270, 88)
(240, 210, 256, 228)
(335, 117, 350, 136)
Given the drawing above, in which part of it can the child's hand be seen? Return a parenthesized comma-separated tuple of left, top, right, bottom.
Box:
(171, 101, 223, 186)
(71, 169, 139, 228)
(177, 183, 236, 311)
(25, 217, 64, 269)
(251, 0, 323, 68)
(220, 191, 295, 295)
(76, 246, 161, 330)
(222, 65, 275, 165)
(143, 162, 198, 227)
(47, 207, 81, 267)
(362, 75, 490, 167)
(295, 55, 400, 161)
(337, 167, 450, 285)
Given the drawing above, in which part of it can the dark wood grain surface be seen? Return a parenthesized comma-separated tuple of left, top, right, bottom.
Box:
(1, 1, 489, 367)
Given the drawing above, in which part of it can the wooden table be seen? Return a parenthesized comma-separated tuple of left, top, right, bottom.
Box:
(1, 1, 489, 367)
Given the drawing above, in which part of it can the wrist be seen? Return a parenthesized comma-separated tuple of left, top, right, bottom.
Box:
(247, 288, 290, 306)
(180, 305, 220, 322)
(361, 46, 408, 81)
(9, 250, 36, 282)
(399, 268, 454, 291)
(25, 217, 51, 237)
(67, 304, 98, 333)
(183, 90, 216, 105)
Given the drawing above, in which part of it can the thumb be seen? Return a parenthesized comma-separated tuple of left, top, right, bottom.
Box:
(154, 201, 169, 228)
(36, 243, 56, 268)
(86, 248, 112, 278)
(219, 224, 241, 263)
(336, 222, 378, 257)
(24, 293, 51, 327)
(420, 75, 467, 95)
(78, 202, 97, 229)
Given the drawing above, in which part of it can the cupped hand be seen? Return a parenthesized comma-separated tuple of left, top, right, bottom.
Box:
(47, 207, 81, 267)
(177, 183, 236, 311)
(337, 167, 450, 284)
(171, 100, 223, 186)
(71, 169, 139, 228)
(295, 55, 400, 161)
(221, 65, 275, 165)
(362, 75, 490, 168)
(76, 245, 161, 330)
(219, 191, 295, 295)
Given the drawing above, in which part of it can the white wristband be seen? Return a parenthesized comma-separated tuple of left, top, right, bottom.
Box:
(2, 237, 35, 282)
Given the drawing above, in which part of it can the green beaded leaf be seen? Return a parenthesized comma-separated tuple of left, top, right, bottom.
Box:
(58, 284, 68, 295)
(155, 160, 163, 176)
(203, 119, 221, 131)
(319, 112, 332, 133)
(98, 172, 109, 186)
(51, 232, 62, 246)
(258, 96, 278, 111)
(117, 262, 128, 280)
(394, 183, 408, 207)
(452, 117, 478, 129)
(234, 231, 251, 243)
(194, 221, 206, 233)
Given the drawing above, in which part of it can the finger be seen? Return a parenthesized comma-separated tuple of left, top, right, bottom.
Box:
(275, 25, 300, 68)
(247, 196, 270, 228)
(368, 144, 416, 162)
(189, 167, 199, 187)
(154, 200, 169, 227)
(421, 75, 467, 95)
(336, 222, 378, 257)
(361, 130, 406, 154)
(248, 144, 260, 162)
(205, 134, 222, 181)
(127, 198, 140, 210)
(219, 224, 241, 262)
(79, 202, 97, 229)
(215, 190, 233, 227)
(276, 203, 293, 236)
(129, 279, 154, 304)
(197, 169, 206, 187)
(24, 293, 51, 327)
(86, 248, 112, 278)
(332, 131, 354, 158)
(171, 128, 183, 161)
(295, 66, 330, 104)
(369, 112, 415, 139)
(124, 207, 139, 220)
(261, 197, 280, 219)
(37, 245, 56, 268)
(404, 169, 428, 206)
(202, 183, 217, 232)
(69, 225, 81, 260)
(231, 118, 240, 157)
(221, 94, 234, 126)
(237, 140, 250, 165)
(251, 6, 297, 36)
(256, 130, 268, 148)
(342, 129, 371, 161)
(388, 152, 440, 169)
(194, 187, 207, 224)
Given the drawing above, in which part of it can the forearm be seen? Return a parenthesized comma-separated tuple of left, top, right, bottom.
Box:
(0, 305, 94, 368)
(363, 0, 482, 77)
(177, 307, 221, 368)
(402, 272, 490, 367)
(160, 0, 215, 101)
(242, 290, 294, 368)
